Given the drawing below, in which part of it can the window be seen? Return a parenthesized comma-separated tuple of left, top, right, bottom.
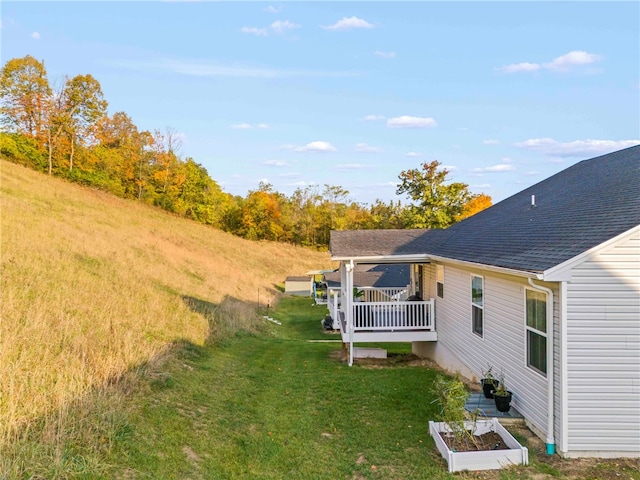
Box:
(412, 264, 424, 297)
(436, 264, 444, 298)
(526, 289, 547, 375)
(471, 275, 483, 337)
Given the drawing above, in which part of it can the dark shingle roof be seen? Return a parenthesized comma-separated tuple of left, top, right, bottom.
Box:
(324, 264, 410, 288)
(330, 145, 640, 273)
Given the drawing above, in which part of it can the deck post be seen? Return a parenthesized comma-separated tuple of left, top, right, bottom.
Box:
(346, 260, 354, 366)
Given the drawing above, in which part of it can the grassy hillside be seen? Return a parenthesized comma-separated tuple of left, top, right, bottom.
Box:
(0, 160, 333, 470)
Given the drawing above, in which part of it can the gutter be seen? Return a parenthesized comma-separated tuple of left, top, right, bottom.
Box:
(528, 278, 555, 455)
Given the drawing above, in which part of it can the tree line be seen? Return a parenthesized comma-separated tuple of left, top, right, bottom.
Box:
(1, 55, 491, 249)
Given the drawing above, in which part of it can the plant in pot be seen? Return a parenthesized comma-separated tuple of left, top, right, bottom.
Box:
(353, 287, 365, 302)
(492, 372, 513, 413)
(480, 364, 499, 399)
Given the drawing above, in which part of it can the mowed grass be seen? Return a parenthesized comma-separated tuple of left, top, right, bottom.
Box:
(105, 296, 448, 480)
(0, 161, 333, 476)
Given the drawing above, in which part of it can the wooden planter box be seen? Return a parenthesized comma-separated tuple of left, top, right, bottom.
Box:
(429, 418, 528, 473)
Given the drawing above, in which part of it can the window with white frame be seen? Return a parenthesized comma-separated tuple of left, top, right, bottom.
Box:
(436, 264, 444, 298)
(471, 275, 483, 337)
(526, 289, 547, 375)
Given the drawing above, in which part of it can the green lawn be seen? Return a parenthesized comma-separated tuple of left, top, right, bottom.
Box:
(103, 297, 448, 479)
(101, 296, 638, 480)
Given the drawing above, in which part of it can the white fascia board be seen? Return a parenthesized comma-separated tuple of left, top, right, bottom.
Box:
(426, 255, 542, 279)
(332, 253, 543, 279)
(542, 224, 640, 281)
(330, 254, 429, 264)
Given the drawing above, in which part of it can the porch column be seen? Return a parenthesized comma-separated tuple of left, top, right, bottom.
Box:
(345, 260, 354, 366)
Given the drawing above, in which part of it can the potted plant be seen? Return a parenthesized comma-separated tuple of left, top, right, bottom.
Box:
(353, 287, 365, 302)
(428, 374, 528, 472)
(492, 372, 513, 413)
(480, 365, 499, 399)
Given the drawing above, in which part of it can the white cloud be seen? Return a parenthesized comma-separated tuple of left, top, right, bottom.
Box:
(241, 19, 300, 36)
(524, 171, 539, 176)
(355, 143, 382, 153)
(482, 139, 500, 145)
(387, 115, 437, 128)
(269, 20, 300, 34)
(472, 164, 516, 173)
(499, 62, 540, 73)
(440, 165, 458, 172)
(374, 50, 396, 59)
(110, 58, 358, 79)
(472, 183, 491, 189)
(514, 138, 640, 158)
(405, 151, 423, 157)
(361, 114, 385, 121)
(322, 16, 374, 31)
(230, 123, 269, 129)
(544, 50, 602, 72)
(263, 159, 289, 167)
(31, 31, 40, 40)
(265, 5, 281, 13)
(241, 26, 268, 36)
(499, 50, 602, 74)
(337, 163, 367, 170)
(293, 141, 337, 152)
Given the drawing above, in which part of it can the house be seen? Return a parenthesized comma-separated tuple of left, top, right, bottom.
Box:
(284, 276, 313, 296)
(329, 145, 640, 459)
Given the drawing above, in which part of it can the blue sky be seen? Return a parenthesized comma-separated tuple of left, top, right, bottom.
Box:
(2, 1, 639, 205)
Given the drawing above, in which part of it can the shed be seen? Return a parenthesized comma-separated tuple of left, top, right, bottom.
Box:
(284, 276, 313, 296)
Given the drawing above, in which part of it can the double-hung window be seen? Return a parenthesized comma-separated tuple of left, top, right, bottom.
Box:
(526, 289, 547, 375)
(471, 275, 483, 337)
(436, 265, 444, 298)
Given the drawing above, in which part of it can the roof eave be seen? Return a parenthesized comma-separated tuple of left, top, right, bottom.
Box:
(332, 253, 544, 279)
(542, 224, 640, 281)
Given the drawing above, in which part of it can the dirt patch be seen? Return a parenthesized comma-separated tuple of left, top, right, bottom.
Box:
(439, 430, 510, 452)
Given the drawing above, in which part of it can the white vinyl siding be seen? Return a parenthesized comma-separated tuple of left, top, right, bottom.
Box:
(424, 264, 549, 437)
(565, 229, 640, 454)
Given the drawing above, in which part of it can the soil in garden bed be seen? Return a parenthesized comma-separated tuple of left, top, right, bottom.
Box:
(439, 431, 511, 452)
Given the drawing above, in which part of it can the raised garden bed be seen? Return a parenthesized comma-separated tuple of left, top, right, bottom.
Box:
(429, 418, 528, 472)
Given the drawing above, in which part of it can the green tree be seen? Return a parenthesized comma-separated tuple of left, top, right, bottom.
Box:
(397, 160, 473, 229)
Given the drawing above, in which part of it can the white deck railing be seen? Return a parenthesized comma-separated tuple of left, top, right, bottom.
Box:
(357, 286, 409, 303)
(329, 286, 434, 333)
(352, 300, 434, 331)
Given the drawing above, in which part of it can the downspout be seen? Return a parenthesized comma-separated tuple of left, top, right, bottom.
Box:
(559, 281, 569, 455)
(528, 278, 555, 455)
(347, 260, 354, 367)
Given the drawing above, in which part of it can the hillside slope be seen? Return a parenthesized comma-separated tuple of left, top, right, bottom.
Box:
(0, 160, 333, 447)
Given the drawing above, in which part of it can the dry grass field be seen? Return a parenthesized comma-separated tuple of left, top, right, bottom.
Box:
(0, 160, 333, 466)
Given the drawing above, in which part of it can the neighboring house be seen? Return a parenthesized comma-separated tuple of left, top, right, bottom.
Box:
(329, 145, 640, 459)
(284, 276, 313, 296)
(324, 263, 410, 292)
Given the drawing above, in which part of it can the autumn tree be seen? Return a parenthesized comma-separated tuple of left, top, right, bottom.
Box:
(456, 193, 492, 221)
(397, 160, 474, 229)
(0, 55, 51, 144)
(239, 182, 287, 241)
(93, 111, 152, 196)
(62, 74, 108, 171)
